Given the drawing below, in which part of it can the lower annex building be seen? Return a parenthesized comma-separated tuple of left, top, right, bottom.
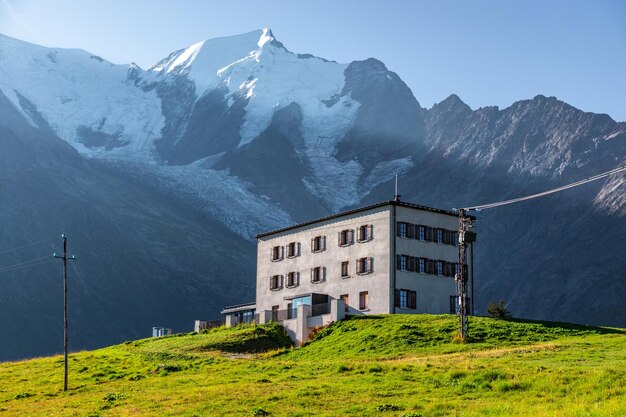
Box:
(210, 199, 475, 343)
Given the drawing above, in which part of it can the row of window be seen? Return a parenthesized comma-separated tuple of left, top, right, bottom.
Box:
(397, 222, 457, 246)
(270, 225, 374, 261)
(396, 254, 459, 277)
(361, 290, 369, 310)
(394, 292, 468, 312)
(269, 257, 374, 291)
(340, 291, 369, 311)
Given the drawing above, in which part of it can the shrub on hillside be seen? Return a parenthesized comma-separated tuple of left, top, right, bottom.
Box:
(487, 300, 512, 319)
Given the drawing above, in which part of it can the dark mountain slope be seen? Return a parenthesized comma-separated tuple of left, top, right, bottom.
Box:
(0, 92, 255, 360)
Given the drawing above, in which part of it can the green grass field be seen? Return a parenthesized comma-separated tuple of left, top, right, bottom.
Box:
(1, 315, 625, 416)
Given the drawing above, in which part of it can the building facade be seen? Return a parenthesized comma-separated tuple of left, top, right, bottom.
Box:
(253, 200, 474, 327)
(218, 200, 475, 343)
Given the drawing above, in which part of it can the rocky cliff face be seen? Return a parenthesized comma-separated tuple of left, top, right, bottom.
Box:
(0, 29, 624, 360)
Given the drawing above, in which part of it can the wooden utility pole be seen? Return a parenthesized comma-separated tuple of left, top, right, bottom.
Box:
(54, 234, 76, 392)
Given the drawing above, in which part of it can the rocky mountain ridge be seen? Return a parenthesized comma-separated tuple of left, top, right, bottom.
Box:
(0, 28, 624, 360)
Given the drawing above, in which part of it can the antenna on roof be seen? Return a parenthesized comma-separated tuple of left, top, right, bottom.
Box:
(394, 174, 401, 202)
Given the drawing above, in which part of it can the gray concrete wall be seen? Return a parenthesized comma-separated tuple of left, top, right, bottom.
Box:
(256, 206, 392, 314)
(394, 206, 473, 314)
(255, 203, 474, 318)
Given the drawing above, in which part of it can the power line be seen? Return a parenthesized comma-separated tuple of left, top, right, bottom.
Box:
(0, 259, 55, 275)
(0, 255, 54, 273)
(462, 164, 626, 211)
(453, 163, 625, 342)
(0, 237, 56, 256)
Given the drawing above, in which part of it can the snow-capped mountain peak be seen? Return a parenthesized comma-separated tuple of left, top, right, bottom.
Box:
(0, 32, 164, 158)
(148, 29, 281, 96)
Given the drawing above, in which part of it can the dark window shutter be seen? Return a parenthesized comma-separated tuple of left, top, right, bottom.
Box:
(396, 254, 401, 270)
(350, 229, 354, 244)
(408, 256, 415, 272)
(368, 225, 373, 240)
(311, 238, 315, 252)
(407, 223, 414, 239)
(338, 231, 342, 246)
(410, 291, 417, 309)
(396, 222, 402, 237)
(395, 289, 400, 307)
(322, 236, 326, 250)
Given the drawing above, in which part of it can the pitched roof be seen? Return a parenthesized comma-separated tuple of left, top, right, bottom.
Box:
(256, 200, 463, 239)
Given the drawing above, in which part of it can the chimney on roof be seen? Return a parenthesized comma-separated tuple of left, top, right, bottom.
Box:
(394, 174, 401, 202)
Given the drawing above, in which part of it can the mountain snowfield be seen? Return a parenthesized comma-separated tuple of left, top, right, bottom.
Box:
(1, 28, 622, 226)
(0, 28, 624, 360)
(0, 29, 399, 233)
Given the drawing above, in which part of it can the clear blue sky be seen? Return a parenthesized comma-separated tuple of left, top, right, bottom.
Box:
(1, 0, 625, 121)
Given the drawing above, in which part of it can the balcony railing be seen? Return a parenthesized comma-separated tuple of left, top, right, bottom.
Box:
(311, 302, 330, 317)
(270, 308, 297, 322)
(196, 318, 225, 332)
(231, 314, 260, 326)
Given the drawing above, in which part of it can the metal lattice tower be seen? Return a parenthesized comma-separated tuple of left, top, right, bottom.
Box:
(456, 209, 475, 341)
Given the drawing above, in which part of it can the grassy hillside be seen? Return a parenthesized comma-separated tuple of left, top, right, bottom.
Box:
(1, 315, 625, 416)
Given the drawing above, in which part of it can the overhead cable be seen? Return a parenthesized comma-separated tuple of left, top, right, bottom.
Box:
(463, 164, 626, 211)
(0, 237, 56, 256)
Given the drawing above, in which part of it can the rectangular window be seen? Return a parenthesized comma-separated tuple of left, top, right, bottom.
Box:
(341, 261, 350, 278)
(400, 255, 407, 271)
(270, 275, 282, 291)
(287, 242, 298, 258)
(271, 245, 283, 261)
(311, 236, 325, 252)
(356, 257, 373, 274)
(419, 225, 425, 241)
(437, 229, 443, 244)
(399, 289, 408, 308)
(357, 224, 373, 242)
(398, 222, 408, 238)
(272, 305, 279, 321)
(437, 261, 443, 276)
(339, 229, 354, 246)
(340, 294, 349, 313)
(359, 291, 369, 310)
(419, 258, 425, 273)
(286, 271, 298, 288)
(450, 296, 458, 314)
(395, 289, 416, 309)
(311, 266, 324, 283)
